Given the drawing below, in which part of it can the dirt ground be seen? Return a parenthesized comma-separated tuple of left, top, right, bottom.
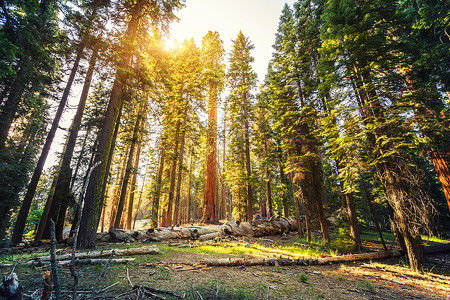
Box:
(1, 232, 449, 299)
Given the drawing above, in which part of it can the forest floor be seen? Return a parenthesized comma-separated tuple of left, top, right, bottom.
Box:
(1, 229, 449, 299)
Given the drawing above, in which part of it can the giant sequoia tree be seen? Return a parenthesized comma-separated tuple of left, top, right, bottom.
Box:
(201, 31, 225, 224)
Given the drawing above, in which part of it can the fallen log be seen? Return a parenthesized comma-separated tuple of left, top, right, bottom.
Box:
(36, 245, 159, 261)
(0, 258, 135, 268)
(95, 215, 298, 243)
(200, 250, 402, 267)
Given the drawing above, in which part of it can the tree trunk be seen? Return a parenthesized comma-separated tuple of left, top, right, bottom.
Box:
(344, 193, 361, 252)
(400, 221, 425, 272)
(69, 137, 98, 238)
(108, 151, 128, 231)
(202, 84, 218, 224)
(114, 111, 142, 228)
(360, 174, 387, 250)
(133, 162, 148, 229)
(279, 161, 289, 218)
(266, 168, 273, 217)
(221, 109, 227, 220)
(291, 179, 303, 238)
(77, 0, 145, 249)
(430, 147, 450, 212)
(126, 143, 141, 229)
(34, 154, 64, 241)
(53, 44, 99, 240)
(0, 64, 28, 149)
(187, 155, 193, 224)
(151, 147, 165, 228)
(166, 121, 181, 227)
(100, 203, 106, 233)
(11, 43, 85, 245)
(174, 119, 187, 225)
(70, 130, 91, 191)
(244, 117, 253, 222)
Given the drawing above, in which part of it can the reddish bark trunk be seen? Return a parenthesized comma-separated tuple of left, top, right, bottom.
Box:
(202, 85, 218, 224)
(430, 147, 450, 212)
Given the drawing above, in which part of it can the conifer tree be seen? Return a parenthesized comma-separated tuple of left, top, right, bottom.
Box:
(77, 0, 182, 248)
(201, 31, 225, 224)
(227, 31, 257, 221)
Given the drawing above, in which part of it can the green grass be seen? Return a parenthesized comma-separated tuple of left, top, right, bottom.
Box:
(360, 230, 395, 243)
(164, 241, 327, 259)
(357, 279, 376, 292)
(296, 272, 308, 283)
(421, 235, 450, 244)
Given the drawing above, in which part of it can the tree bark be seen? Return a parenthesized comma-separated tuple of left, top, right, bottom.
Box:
(344, 193, 361, 252)
(70, 130, 90, 191)
(53, 44, 99, 240)
(360, 174, 387, 250)
(279, 160, 289, 218)
(202, 84, 218, 224)
(133, 161, 148, 229)
(77, 0, 145, 249)
(127, 143, 141, 229)
(11, 43, 85, 245)
(430, 147, 450, 212)
(109, 146, 129, 229)
(166, 121, 181, 227)
(291, 179, 303, 238)
(151, 147, 165, 228)
(244, 114, 253, 222)
(187, 155, 193, 224)
(174, 118, 187, 225)
(221, 107, 227, 220)
(114, 111, 142, 228)
(0, 63, 28, 150)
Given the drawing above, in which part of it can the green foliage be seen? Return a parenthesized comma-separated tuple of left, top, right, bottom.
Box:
(297, 272, 308, 283)
(357, 279, 376, 292)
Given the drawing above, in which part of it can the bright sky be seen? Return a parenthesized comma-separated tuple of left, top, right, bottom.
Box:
(167, 0, 297, 83)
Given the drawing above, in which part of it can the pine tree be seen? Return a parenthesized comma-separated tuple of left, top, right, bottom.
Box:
(227, 31, 257, 221)
(77, 0, 182, 248)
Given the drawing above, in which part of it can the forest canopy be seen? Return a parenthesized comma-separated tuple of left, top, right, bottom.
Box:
(0, 0, 449, 272)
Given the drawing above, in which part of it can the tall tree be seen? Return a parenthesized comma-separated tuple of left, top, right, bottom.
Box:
(77, 0, 181, 249)
(201, 31, 225, 224)
(319, 0, 435, 270)
(227, 31, 257, 221)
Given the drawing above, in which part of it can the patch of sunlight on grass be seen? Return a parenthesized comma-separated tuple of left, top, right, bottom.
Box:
(166, 241, 327, 258)
(421, 235, 449, 244)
